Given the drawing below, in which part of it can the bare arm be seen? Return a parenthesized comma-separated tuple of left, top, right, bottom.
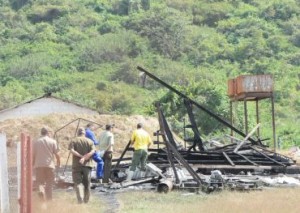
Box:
(55, 153, 61, 167)
(82, 149, 95, 160)
(107, 144, 112, 152)
(70, 148, 83, 158)
(79, 149, 95, 164)
(106, 135, 114, 151)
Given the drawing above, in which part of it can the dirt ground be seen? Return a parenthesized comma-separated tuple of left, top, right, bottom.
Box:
(0, 113, 159, 166)
(1, 112, 299, 165)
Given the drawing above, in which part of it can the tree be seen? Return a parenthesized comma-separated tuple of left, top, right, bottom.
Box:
(124, 7, 187, 60)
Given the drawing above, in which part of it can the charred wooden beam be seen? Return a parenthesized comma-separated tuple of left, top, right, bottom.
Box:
(222, 152, 235, 166)
(184, 99, 205, 151)
(137, 66, 258, 145)
(157, 104, 203, 185)
(250, 146, 286, 167)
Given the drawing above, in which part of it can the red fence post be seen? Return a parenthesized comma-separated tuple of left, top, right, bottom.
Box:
(26, 135, 32, 213)
(20, 133, 32, 213)
(20, 133, 26, 213)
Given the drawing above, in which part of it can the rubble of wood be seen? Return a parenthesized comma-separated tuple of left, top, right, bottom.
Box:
(55, 67, 300, 194)
(86, 164, 300, 194)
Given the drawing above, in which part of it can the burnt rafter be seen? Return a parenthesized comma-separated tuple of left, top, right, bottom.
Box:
(157, 103, 203, 186)
(107, 67, 299, 183)
(157, 103, 180, 184)
(137, 66, 259, 145)
(135, 66, 296, 172)
(184, 99, 205, 152)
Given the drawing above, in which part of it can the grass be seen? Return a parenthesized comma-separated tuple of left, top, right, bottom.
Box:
(32, 189, 105, 213)
(116, 187, 300, 213)
(29, 182, 300, 213)
(29, 176, 300, 213)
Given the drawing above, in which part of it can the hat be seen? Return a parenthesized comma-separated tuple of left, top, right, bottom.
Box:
(78, 127, 85, 135)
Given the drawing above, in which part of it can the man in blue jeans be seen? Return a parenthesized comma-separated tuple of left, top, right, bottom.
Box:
(85, 123, 104, 182)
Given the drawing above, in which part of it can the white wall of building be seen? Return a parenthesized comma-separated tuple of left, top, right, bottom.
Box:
(0, 97, 99, 122)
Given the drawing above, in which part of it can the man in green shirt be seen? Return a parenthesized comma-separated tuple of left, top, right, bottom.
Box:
(69, 127, 95, 204)
(126, 123, 152, 181)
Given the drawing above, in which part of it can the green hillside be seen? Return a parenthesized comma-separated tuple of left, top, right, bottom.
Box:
(0, 0, 299, 147)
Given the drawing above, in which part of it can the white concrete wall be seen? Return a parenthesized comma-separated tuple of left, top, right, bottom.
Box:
(0, 97, 99, 122)
(0, 133, 10, 213)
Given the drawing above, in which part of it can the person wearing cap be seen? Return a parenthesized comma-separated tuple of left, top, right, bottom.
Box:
(85, 123, 103, 182)
(33, 127, 60, 201)
(126, 123, 152, 181)
(98, 124, 115, 183)
(69, 127, 95, 204)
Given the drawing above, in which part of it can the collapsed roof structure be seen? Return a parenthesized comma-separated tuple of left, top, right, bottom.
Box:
(55, 66, 300, 193)
(109, 66, 300, 192)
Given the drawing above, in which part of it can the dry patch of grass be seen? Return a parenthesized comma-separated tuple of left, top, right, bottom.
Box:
(117, 188, 300, 213)
(1, 113, 159, 166)
(32, 189, 105, 213)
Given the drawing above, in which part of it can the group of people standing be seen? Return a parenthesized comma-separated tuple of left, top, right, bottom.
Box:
(32, 122, 152, 205)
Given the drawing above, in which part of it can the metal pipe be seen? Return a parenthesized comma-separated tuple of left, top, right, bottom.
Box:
(256, 99, 260, 137)
(244, 98, 248, 134)
(230, 101, 233, 142)
(271, 93, 277, 151)
(157, 179, 174, 193)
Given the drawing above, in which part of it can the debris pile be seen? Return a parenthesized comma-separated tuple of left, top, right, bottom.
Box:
(55, 67, 300, 194)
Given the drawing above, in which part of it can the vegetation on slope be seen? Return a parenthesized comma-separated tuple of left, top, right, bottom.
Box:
(0, 0, 299, 147)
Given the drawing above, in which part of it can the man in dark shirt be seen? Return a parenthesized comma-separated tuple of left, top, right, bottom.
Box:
(69, 127, 95, 204)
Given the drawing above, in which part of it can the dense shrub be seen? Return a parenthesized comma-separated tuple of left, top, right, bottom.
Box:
(0, 0, 299, 146)
(124, 7, 187, 60)
(76, 31, 146, 71)
(110, 61, 139, 84)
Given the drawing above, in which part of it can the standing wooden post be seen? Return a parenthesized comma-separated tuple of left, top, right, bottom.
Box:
(271, 93, 277, 151)
(26, 136, 32, 213)
(20, 133, 32, 213)
(244, 98, 248, 134)
(17, 142, 21, 213)
(20, 133, 26, 213)
(0, 133, 10, 213)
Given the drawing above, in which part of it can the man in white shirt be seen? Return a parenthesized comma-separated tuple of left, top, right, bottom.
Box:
(98, 124, 114, 183)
